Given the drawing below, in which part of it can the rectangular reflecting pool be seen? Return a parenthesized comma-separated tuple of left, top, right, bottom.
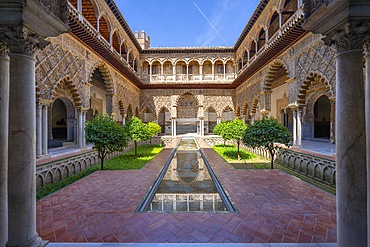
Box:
(138, 137, 236, 212)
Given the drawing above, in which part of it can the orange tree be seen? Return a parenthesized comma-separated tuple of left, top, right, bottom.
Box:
(126, 117, 151, 156)
(85, 115, 129, 170)
(243, 116, 291, 169)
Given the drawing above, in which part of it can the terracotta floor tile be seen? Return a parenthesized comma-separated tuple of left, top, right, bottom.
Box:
(36, 138, 337, 243)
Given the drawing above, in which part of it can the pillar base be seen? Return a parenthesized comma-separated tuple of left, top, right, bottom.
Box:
(7, 236, 46, 247)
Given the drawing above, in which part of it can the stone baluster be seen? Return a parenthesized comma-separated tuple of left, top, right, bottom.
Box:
(0, 42, 9, 247)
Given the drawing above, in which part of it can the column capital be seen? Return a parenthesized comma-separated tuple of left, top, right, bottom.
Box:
(329, 23, 369, 55)
(364, 40, 370, 57)
(0, 42, 9, 57)
(37, 98, 53, 106)
(1, 26, 49, 56)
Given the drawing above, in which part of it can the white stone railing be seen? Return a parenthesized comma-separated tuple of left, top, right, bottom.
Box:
(203, 136, 336, 187)
(36, 136, 174, 189)
(140, 73, 236, 84)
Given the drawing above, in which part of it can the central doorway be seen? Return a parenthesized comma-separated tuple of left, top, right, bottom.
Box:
(177, 93, 198, 134)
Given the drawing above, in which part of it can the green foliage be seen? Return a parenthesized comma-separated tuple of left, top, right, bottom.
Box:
(212, 144, 257, 162)
(85, 115, 129, 170)
(213, 119, 247, 159)
(147, 121, 161, 141)
(104, 144, 163, 169)
(126, 117, 151, 155)
(243, 116, 291, 169)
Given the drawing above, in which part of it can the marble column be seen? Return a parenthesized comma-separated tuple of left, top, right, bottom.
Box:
(122, 114, 126, 125)
(36, 104, 42, 157)
(292, 109, 297, 146)
(296, 109, 302, 147)
(42, 104, 48, 155)
(216, 117, 221, 125)
(330, 97, 336, 143)
(8, 42, 43, 247)
(335, 34, 367, 247)
(82, 110, 86, 147)
(171, 118, 176, 136)
(77, 109, 83, 148)
(250, 113, 255, 124)
(365, 41, 370, 247)
(0, 43, 9, 247)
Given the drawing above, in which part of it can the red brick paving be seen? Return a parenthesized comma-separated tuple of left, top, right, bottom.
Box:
(36, 137, 336, 243)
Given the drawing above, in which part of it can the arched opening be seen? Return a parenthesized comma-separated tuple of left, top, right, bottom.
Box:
(314, 95, 330, 138)
(127, 104, 133, 120)
(98, 15, 110, 42)
(163, 61, 173, 81)
(214, 60, 224, 80)
(188, 60, 200, 81)
(88, 67, 109, 120)
(141, 107, 155, 123)
(250, 40, 256, 59)
(269, 63, 289, 119)
(222, 106, 234, 121)
(268, 11, 280, 39)
(177, 93, 198, 134)
(128, 52, 134, 68)
(50, 98, 75, 147)
(121, 42, 127, 59)
(151, 61, 160, 81)
(282, 0, 297, 24)
(82, 0, 98, 29)
(242, 49, 248, 67)
(242, 102, 250, 123)
(258, 29, 266, 50)
(205, 107, 217, 133)
(225, 60, 234, 79)
(158, 107, 170, 134)
(141, 61, 150, 82)
(202, 60, 213, 80)
(112, 31, 120, 53)
(134, 57, 139, 72)
(135, 107, 140, 117)
(175, 60, 187, 81)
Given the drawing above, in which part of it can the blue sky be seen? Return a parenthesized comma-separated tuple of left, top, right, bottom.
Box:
(117, 0, 260, 47)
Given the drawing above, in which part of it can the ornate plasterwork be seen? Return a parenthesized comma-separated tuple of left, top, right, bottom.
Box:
(35, 43, 88, 106)
(296, 41, 336, 101)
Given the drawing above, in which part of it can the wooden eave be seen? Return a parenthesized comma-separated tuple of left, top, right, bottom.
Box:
(68, 13, 144, 88)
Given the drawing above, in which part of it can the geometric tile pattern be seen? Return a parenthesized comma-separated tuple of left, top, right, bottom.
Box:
(36, 138, 336, 243)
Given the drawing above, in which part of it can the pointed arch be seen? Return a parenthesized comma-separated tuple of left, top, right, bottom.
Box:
(263, 59, 290, 92)
(52, 77, 82, 107)
(251, 96, 259, 114)
(298, 71, 333, 106)
(89, 62, 114, 94)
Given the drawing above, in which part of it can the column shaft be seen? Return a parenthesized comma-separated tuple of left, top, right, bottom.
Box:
(336, 48, 367, 247)
(82, 111, 86, 147)
(365, 43, 370, 247)
(42, 105, 48, 155)
(36, 105, 42, 156)
(0, 49, 9, 247)
(77, 110, 83, 148)
(297, 110, 302, 147)
(292, 109, 297, 146)
(8, 53, 42, 246)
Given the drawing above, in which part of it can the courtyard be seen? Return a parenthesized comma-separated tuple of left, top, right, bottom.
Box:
(36, 138, 336, 243)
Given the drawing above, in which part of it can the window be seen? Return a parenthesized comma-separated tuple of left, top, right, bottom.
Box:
(182, 65, 187, 74)
(152, 65, 157, 75)
(217, 64, 224, 74)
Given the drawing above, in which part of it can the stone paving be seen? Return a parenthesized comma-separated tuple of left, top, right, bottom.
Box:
(36, 138, 336, 243)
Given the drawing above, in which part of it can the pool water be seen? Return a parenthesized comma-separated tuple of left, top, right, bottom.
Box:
(143, 138, 230, 212)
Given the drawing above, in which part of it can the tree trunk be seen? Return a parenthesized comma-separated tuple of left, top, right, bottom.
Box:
(134, 141, 137, 156)
(268, 148, 274, 169)
(150, 138, 152, 145)
(100, 157, 104, 170)
(237, 140, 241, 160)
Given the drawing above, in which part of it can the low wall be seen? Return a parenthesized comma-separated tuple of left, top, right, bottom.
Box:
(36, 136, 174, 189)
(203, 136, 336, 187)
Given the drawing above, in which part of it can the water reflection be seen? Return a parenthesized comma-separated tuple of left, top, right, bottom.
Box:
(145, 138, 227, 212)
